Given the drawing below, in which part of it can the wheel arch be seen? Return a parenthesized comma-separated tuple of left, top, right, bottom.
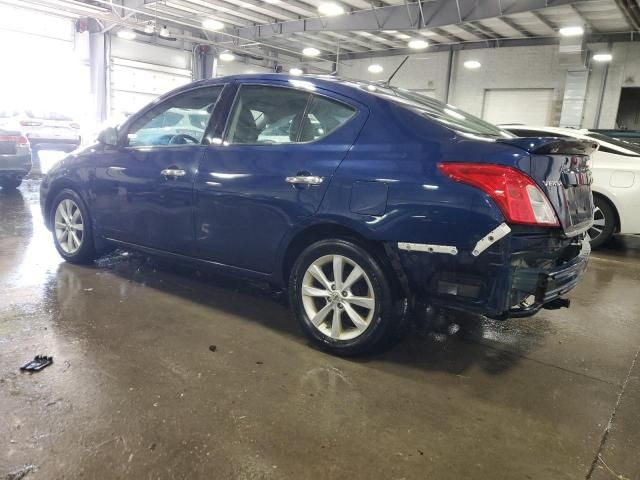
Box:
(279, 221, 405, 298)
(592, 191, 621, 233)
(44, 178, 89, 229)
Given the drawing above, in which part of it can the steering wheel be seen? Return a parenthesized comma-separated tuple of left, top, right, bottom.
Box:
(168, 133, 200, 145)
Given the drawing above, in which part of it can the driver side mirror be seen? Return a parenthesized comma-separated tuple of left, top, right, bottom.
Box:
(97, 126, 119, 147)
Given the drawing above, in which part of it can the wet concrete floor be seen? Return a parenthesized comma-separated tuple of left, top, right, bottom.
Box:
(1, 179, 639, 479)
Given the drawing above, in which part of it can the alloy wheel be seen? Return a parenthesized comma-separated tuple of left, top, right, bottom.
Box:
(54, 198, 84, 254)
(588, 206, 606, 241)
(301, 254, 376, 341)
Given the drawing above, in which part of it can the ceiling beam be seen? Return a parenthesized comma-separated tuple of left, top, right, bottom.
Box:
(497, 16, 535, 37)
(337, 32, 640, 60)
(217, 0, 596, 43)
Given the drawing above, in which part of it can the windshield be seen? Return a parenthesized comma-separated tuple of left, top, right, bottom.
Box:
(586, 132, 640, 155)
(355, 83, 513, 138)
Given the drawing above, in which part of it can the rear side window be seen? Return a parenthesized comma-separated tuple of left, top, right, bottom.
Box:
(299, 96, 355, 142)
(226, 86, 310, 144)
(225, 85, 356, 145)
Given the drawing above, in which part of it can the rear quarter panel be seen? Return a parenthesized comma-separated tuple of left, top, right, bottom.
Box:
(318, 100, 530, 252)
(591, 150, 640, 234)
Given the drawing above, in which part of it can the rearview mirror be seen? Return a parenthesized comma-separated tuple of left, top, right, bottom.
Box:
(97, 126, 118, 147)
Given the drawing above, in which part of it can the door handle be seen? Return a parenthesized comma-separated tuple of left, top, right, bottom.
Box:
(285, 175, 323, 186)
(161, 168, 186, 178)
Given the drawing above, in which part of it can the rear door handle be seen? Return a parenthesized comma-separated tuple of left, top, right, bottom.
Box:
(161, 168, 186, 178)
(285, 175, 323, 185)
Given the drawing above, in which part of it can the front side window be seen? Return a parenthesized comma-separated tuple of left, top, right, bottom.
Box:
(225, 85, 310, 145)
(126, 86, 223, 147)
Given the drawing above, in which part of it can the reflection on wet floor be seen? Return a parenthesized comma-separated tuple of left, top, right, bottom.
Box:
(1, 179, 640, 479)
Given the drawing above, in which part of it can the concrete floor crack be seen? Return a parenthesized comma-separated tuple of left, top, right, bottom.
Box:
(585, 345, 640, 479)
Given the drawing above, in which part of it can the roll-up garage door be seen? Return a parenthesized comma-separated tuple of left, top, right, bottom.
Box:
(109, 38, 192, 121)
(482, 88, 554, 126)
(0, 4, 86, 113)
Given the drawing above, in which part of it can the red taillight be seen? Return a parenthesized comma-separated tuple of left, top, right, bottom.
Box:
(437, 163, 559, 227)
(0, 134, 29, 146)
(20, 120, 42, 127)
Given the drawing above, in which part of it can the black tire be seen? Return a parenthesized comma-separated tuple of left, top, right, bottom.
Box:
(0, 177, 22, 189)
(588, 196, 616, 249)
(50, 188, 97, 264)
(289, 239, 398, 356)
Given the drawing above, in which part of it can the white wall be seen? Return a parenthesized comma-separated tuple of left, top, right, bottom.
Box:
(338, 52, 450, 100)
(338, 42, 640, 129)
(451, 46, 566, 124)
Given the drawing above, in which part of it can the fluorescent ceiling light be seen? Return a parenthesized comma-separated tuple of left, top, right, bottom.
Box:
(559, 26, 584, 37)
(202, 18, 224, 30)
(302, 47, 321, 57)
(263, 0, 280, 3)
(318, 2, 345, 16)
(219, 51, 235, 61)
(593, 53, 612, 62)
(117, 30, 136, 40)
(289, 67, 303, 76)
(367, 64, 383, 73)
(463, 60, 481, 69)
(408, 39, 429, 49)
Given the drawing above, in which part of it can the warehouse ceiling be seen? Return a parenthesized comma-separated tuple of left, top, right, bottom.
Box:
(3, 0, 640, 69)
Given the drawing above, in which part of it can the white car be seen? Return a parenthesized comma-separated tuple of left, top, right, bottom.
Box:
(0, 109, 81, 147)
(503, 125, 640, 248)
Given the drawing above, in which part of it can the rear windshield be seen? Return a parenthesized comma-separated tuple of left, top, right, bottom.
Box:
(586, 132, 640, 155)
(357, 83, 512, 138)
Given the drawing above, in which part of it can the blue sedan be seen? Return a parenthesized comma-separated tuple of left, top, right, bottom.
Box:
(40, 74, 594, 355)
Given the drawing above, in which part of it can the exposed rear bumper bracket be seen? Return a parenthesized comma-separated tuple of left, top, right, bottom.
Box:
(472, 223, 511, 256)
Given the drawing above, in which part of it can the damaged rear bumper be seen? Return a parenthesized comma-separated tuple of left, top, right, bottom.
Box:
(390, 228, 590, 320)
(495, 237, 590, 318)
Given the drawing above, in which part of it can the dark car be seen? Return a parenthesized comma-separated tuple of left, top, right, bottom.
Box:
(40, 75, 594, 355)
(0, 128, 31, 189)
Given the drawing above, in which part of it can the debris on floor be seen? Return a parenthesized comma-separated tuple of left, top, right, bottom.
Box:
(208, 345, 217, 352)
(5, 464, 38, 480)
(20, 355, 53, 372)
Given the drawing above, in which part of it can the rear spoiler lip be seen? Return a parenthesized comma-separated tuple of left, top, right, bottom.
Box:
(497, 136, 599, 156)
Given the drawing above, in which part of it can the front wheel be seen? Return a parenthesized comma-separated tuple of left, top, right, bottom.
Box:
(588, 197, 616, 249)
(50, 189, 97, 264)
(289, 239, 398, 356)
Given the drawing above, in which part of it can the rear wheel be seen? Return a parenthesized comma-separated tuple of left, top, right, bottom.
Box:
(588, 196, 615, 249)
(289, 239, 398, 355)
(0, 177, 22, 189)
(50, 189, 97, 264)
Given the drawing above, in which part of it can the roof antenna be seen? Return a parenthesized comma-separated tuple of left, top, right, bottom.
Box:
(385, 56, 410, 87)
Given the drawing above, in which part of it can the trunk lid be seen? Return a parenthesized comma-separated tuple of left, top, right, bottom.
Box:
(497, 137, 596, 237)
